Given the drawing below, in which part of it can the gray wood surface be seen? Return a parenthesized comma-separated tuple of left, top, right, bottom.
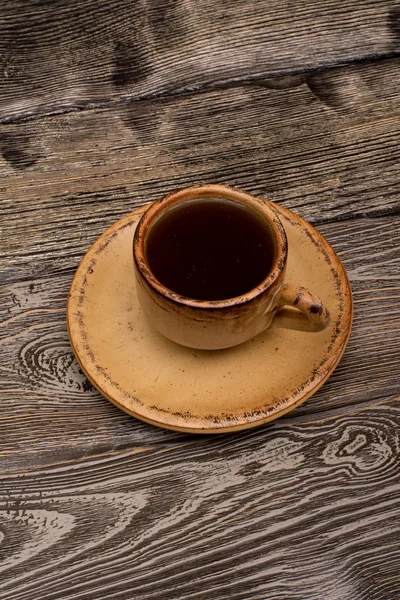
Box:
(1, 1, 400, 598)
(1, 406, 399, 600)
(1, 0, 399, 121)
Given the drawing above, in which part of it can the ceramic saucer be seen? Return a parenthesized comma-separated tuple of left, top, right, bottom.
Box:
(68, 201, 352, 433)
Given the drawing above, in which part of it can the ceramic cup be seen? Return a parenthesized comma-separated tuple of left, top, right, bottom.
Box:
(133, 184, 330, 350)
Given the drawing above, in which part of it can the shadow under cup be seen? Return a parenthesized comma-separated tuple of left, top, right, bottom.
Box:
(143, 195, 278, 302)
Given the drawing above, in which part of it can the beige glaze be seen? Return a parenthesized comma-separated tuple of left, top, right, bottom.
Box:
(133, 185, 330, 349)
(67, 200, 352, 433)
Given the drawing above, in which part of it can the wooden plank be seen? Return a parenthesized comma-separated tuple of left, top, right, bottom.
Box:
(1, 404, 399, 599)
(1, 214, 399, 468)
(1, 0, 399, 121)
(1, 58, 400, 283)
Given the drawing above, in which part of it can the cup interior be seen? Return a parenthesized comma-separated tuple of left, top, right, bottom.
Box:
(133, 185, 287, 306)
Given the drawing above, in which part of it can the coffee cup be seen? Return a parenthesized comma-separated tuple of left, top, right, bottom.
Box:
(133, 184, 330, 350)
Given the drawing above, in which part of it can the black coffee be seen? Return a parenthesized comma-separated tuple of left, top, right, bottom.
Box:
(145, 197, 275, 300)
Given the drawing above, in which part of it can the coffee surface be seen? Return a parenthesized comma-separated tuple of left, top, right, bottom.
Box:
(145, 197, 275, 300)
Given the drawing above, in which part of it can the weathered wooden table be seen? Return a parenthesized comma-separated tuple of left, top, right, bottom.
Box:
(1, 2, 400, 598)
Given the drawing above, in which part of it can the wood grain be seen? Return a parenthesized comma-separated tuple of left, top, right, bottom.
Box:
(1, 213, 399, 469)
(1, 58, 400, 284)
(1, 406, 400, 599)
(2, 2, 400, 595)
(1, 0, 399, 121)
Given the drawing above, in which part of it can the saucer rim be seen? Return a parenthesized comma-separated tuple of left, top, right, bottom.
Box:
(67, 200, 353, 433)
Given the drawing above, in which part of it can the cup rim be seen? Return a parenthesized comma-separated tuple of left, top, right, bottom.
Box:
(133, 184, 288, 309)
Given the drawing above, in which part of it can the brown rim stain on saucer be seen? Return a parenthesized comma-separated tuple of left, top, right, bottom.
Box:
(67, 199, 352, 433)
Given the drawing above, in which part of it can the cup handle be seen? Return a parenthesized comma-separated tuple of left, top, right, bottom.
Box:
(272, 285, 330, 332)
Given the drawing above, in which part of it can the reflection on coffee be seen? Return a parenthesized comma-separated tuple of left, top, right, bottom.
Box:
(145, 197, 276, 300)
